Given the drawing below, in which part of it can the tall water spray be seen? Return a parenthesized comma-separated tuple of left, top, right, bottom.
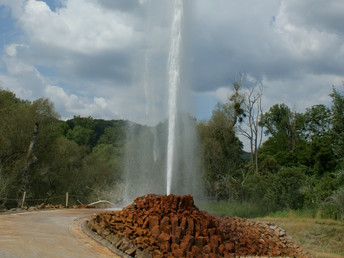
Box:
(166, 0, 183, 195)
(123, 1, 203, 203)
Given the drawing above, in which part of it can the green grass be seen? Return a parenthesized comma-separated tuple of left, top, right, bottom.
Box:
(267, 209, 319, 219)
(257, 216, 344, 258)
(197, 200, 269, 218)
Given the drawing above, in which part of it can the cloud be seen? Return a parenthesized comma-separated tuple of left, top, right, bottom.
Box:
(44, 84, 114, 119)
(0, 0, 343, 126)
(20, 0, 140, 53)
(280, 0, 344, 35)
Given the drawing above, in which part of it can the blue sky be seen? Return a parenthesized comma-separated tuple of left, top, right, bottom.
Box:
(0, 0, 343, 124)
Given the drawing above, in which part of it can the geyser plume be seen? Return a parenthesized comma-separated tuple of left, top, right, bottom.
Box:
(166, 0, 183, 195)
(123, 0, 203, 203)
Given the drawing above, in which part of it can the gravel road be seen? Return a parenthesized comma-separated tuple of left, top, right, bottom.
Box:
(0, 209, 119, 258)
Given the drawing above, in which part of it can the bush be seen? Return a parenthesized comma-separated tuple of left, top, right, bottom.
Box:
(261, 167, 307, 210)
(322, 187, 344, 220)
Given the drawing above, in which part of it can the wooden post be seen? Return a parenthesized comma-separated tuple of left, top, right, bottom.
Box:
(65, 192, 69, 208)
(21, 191, 26, 209)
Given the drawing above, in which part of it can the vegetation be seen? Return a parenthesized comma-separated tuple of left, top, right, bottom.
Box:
(0, 81, 344, 222)
(0, 89, 132, 208)
(258, 214, 344, 257)
(198, 81, 344, 221)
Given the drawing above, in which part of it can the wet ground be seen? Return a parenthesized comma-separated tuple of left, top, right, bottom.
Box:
(0, 209, 119, 258)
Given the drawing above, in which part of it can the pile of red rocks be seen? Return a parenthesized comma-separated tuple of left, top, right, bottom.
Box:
(88, 194, 309, 257)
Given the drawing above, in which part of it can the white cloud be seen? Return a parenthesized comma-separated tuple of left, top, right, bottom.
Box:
(45, 84, 118, 120)
(0, 0, 25, 18)
(94, 97, 107, 109)
(0, 0, 343, 126)
(274, 0, 344, 64)
(4, 43, 24, 56)
(213, 87, 230, 102)
(19, 0, 140, 54)
(262, 73, 342, 113)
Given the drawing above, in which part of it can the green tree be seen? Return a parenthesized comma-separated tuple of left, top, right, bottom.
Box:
(303, 104, 331, 141)
(262, 167, 307, 210)
(198, 102, 244, 200)
(66, 116, 96, 148)
(0, 89, 61, 207)
(80, 144, 122, 198)
(260, 104, 304, 167)
(330, 86, 344, 167)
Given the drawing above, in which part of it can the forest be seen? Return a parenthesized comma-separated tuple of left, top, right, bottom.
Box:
(0, 85, 343, 220)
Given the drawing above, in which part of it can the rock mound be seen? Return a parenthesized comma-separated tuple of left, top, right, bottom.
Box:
(88, 194, 309, 257)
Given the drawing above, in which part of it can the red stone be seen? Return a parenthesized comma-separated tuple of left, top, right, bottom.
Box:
(202, 245, 212, 254)
(171, 215, 179, 235)
(210, 235, 219, 247)
(187, 218, 195, 234)
(88, 194, 307, 258)
(160, 241, 170, 252)
(160, 216, 171, 233)
(180, 235, 194, 252)
(149, 215, 159, 230)
(173, 248, 185, 257)
(158, 232, 171, 243)
(195, 236, 206, 248)
(151, 225, 160, 238)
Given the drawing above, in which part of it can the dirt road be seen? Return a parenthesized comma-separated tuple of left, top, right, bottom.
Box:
(0, 209, 119, 258)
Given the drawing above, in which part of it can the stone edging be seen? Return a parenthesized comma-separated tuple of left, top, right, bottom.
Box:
(81, 220, 132, 258)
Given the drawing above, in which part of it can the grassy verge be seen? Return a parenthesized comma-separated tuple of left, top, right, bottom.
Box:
(197, 200, 270, 218)
(257, 214, 344, 258)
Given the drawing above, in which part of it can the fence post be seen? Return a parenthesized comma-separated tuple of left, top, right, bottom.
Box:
(65, 192, 69, 208)
(21, 191, 26, 209)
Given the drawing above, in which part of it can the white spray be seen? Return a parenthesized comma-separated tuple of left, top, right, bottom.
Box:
(166, 0, 183, 195)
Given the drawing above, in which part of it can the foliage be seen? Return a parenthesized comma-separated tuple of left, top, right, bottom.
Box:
(198, 101, 244, 200)
(0, 89, 127, 208)
(198, 84, 344, 218)
(1, 84, 344, 219)
(330, 86, 344, 167)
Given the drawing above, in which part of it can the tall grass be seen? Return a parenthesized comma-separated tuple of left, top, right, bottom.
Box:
(197, 200, 269, 218)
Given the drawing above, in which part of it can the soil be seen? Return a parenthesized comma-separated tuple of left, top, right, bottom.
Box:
(88, 194, 311, 257)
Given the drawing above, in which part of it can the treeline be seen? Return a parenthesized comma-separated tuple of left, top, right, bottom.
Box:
(1, 86, 344, 219)
(0, 89, 130, 208)
(199, 83, 344, 219)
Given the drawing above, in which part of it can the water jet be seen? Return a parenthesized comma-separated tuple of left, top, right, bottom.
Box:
(166, 0, 183, 195)
(123, 0, 202, 202)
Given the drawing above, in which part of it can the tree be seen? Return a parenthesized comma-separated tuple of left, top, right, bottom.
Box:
(262, 103, 305, 152)
(262, 167, 307, 210)
(198, 101, 244, 200)
(303, 104, 331, 141)
(238, 85, 264, 174)
(0, 90, 61, 207)
(330, 85, 344, 167)
(17, 98, 60, 206)
(229, 75, 246, 128)
(31, 136, 87, 201)
(66, 116, 96, 148)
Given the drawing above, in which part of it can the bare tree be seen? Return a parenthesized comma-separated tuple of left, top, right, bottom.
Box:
(238, 84, 264, 174)
(291, 108, 297, 153)
(17, 121, 39, 207)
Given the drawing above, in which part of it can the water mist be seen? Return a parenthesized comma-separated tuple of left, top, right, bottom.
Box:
(123, 0, 203, 203)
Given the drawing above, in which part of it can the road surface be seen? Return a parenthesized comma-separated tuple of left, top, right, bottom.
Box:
(0, 209, 119, 258)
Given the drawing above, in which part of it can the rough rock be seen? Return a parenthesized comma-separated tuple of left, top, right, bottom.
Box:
(88, 194, 310, 257)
